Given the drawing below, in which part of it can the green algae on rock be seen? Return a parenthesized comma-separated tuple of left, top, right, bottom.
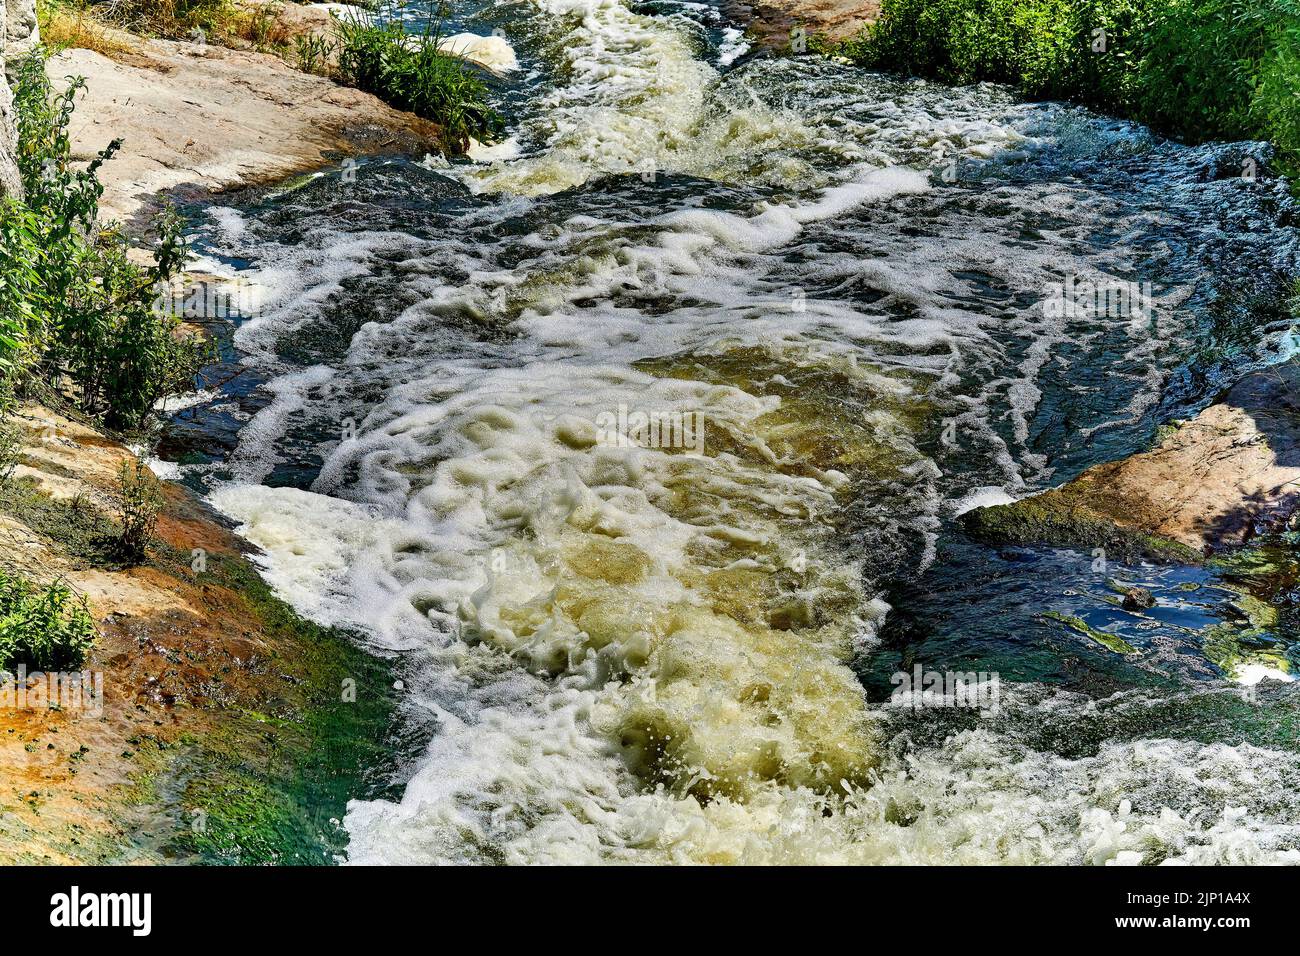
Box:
(959, 492, 1202, 564)
(960, 361, 1300, 564)
(128, 557, 403, 865)
(1043, 611, 1139, 655)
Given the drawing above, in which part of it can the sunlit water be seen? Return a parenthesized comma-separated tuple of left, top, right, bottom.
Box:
(162, 0, 1300, 863)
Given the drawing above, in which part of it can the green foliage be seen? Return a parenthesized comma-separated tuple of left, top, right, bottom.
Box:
(333, 3, 502, 151)
(116, 458, 162, 562)
(1254, 8, 1300, 160)
(294, 32, 335, 74)
(0, 568, 96, 671)
(832, 0, 1300, 169)
(0, 49, 206, 429)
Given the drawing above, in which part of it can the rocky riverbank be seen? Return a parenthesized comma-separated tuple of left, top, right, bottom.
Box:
(726, 0, 878, 48)
(961, 361, 1300, 560)
(51, 34, 444, 226)
(0, 405, 400, 863)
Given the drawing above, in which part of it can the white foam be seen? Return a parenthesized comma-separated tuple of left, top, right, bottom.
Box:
(953, 485, 1018, 516)
(439, 32, 520, 73)
(1234, 663, 1294, 686)
(467, 135, 522, 163)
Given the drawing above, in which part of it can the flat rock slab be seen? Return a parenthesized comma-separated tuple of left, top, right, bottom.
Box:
(961, 362, 1300, 560)
(51, 38, 443, 225)
(726, 0, 879, 48)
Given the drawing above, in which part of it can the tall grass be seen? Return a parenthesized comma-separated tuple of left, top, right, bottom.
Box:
(333, 3, 502, 151)
(37, 0, 136, 57)
(95, 0, 292, 49)
(829, 0, 1300, 169)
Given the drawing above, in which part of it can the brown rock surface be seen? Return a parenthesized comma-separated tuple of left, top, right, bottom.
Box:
(727, 0, 879, 49)
(963, 362, 1300, 558)
(0, 405, 392, 863)
(51, 34, 443, 225)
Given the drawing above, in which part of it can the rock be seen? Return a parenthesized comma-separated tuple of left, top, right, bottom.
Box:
(1120, 587, 1155, 611)
(4, 0, 37, 75)
(50, 37, 444, 225)
(961, 361, 1300, 561)
(0, 0, 40, 199)
(726, 0, 879, 48)
(1042, 611, 1139, 655)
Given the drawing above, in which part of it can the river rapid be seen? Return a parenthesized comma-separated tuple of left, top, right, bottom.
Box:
(162, 0, 1300, 863)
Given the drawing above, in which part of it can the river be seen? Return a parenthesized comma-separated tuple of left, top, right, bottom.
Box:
(159, 0, 1300, 863)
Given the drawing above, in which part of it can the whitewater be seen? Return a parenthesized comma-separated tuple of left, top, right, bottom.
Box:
(165, 0, 1300, 863)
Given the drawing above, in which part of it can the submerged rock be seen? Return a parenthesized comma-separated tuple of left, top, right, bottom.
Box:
(961, 361, 1300, 562)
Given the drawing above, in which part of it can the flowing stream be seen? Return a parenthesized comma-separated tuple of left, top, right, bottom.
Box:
(160, 0, 1300, 863)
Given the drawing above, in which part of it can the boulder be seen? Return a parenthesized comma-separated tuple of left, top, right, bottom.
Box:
(960, 361, 1300, 561)
(0, 0, 38, 199)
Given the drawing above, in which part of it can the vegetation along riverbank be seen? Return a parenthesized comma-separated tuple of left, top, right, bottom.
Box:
(815, 0, 1300, 175)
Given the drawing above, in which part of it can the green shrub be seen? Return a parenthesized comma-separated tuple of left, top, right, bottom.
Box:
(1252, 8, 1300, 160)
(96, 0, 241, 42)
(294, 32, 335, 75)
(832, 0, 1300, 170)
(333, 4, 502, 151)
(0, 49, 206, 429)
(0, 569, 96, 670)
(116, 457, 162, 562)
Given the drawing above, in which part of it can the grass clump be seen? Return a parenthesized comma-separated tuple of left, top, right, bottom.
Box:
(0, 569, 96, 670)
(37, 0, 136, 56)
(0, 48, 206, 431)
(333, 2, 502, 150)
(95, 0, 291, 49)
(825, 0, 1300, 171)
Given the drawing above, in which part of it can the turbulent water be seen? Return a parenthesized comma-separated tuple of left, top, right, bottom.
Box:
(164, 0, 1300, 863)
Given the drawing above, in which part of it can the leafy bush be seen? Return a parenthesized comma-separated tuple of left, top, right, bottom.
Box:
(0, 49, 206, 429)
(1247, 5, 1300, 160)
(333, 4, 502, 151)
(0, 569, 96, 670)
(832, 0, 1300, 169)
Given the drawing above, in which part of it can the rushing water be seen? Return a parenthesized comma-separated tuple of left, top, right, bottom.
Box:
(161, 0, 1300, 863)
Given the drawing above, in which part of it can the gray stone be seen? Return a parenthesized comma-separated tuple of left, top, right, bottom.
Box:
(0, 0, 38, 199)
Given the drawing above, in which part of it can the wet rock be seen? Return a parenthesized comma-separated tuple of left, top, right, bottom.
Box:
(725, 0, 880, 49)
(961, 360, 1300, 562)
(1120, 587, 1155, 611)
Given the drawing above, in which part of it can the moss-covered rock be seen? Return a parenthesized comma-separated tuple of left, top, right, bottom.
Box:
(959, 490, 1203, 564)
(1043, 611, 1139, 655)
